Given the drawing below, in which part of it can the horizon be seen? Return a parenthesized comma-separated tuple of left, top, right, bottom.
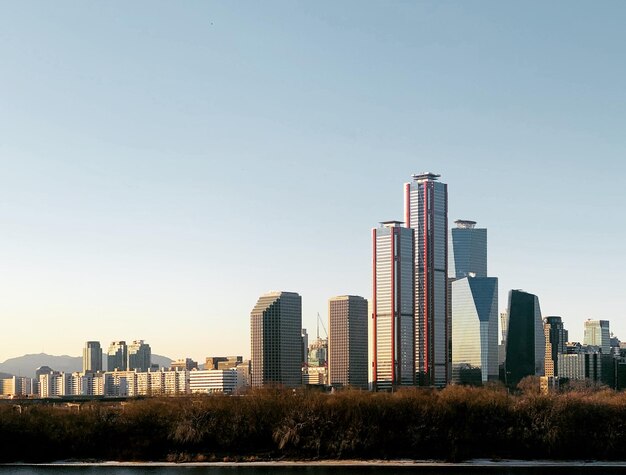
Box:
(1, 2, 625, 363)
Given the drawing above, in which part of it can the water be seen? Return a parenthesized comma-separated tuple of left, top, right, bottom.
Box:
(3, 463, 626, 475)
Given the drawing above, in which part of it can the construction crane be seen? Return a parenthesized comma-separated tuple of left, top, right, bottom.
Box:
(316, 312, 328, 340)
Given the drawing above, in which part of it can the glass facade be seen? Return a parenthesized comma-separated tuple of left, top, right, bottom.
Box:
(449, 220, 487, 279)
(504, 290, 545, 388)
(451, 276, 498, 384)
(406, 173, 448, 387)
(250, 291, 302, 388)
(583, 319, 611, 355)
(372, 222, 414, 390)
(107, 341, 127, 371)
(83, 341, 102, 373)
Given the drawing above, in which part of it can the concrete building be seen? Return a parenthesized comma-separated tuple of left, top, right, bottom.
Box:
(405, 173, 449, 387)
(328, 295, 368, 389)
(544, 316, 568, 380)
(170, 358, 198, 371)
(504, 290, 545, 388)
(127, 340, 151, 372)
(107, 341, 127, 371)
(83, 341, 103, 373)
(372, 221, 414, 390)
(189, 369, 239, 394)
(250, 291, 302, 388)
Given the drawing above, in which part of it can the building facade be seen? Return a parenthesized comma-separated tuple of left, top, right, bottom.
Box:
(544, 316, 568, 379)
(372, 221, 414, 390)
(250, 291, 302, 388)
(504, 290, 545, 388)
(127, 340, 151, 371)
(451, 276, 499, 384)
(107, 341, 127, 371)
(328, 295, 368, 389)
(583, 319, 611, 355)
(83, 341, 102, 373)
(405, 173, 449, 387)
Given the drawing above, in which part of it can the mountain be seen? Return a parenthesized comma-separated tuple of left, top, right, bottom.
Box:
(0, 353, 174, 378)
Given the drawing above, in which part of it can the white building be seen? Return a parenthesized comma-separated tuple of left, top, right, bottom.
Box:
(189, 369, 239, 394)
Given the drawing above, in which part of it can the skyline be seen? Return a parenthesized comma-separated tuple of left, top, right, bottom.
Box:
(1, 2, 625, 363)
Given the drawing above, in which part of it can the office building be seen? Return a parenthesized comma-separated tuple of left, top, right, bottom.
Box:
(107, 341, 127, 371)
(328, 295, 368, 389)
(127, 340, 151, 372)
(584, 320, 611, 355)
(170, 358, 198, 371)
(82, 341, 102, 373)
(544, 316, 568, 378)
(451, 276, 499, 384)
(372, 221, 414, 390)
(449, 220, 487, 279)
(189, 369, 239, 394)
(504, 290, 545, 388)
(405, 172, 449, 387)
(250, 291, 302, 388)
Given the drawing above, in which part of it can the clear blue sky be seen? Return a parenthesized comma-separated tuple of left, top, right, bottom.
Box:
(1, 1, 624, 362)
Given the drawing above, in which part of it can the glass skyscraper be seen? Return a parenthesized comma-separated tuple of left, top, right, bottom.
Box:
(250, 291, 302, 388)
(583, 319, 610, 355)
(504, 290, 545, 388)
(449, 220, 498, 384)
(372, 221, 414, 390)
(127, 340, 151, 372)
(83, 341, 102, 373)
(405, 173, 448, 387)
(107, 341, 127, 371)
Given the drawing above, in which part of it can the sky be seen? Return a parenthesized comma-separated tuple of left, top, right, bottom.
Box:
(1, 1, 625, 363)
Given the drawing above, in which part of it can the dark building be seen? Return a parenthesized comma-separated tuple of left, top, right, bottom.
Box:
(544, 316, 568, 377)
(504, 290, 545, 388)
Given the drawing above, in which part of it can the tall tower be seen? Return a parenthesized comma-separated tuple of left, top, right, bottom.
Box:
(107, 341, 127, 371)
(328, 295, 368, 389)
(449, 220, 498, 384)
(250, 291, 302, 388)
(504, 290, 545, 388)
(127, 340, 151, 371)
(583, 319, 610, 355)
(405, 173, 449, 387)
(372, 221, 414, 390)
(83, 341, 102, 373)
(544, 316, 568, 377)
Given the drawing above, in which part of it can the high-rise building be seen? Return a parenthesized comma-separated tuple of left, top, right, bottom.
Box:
(127, 340, 151, 372)
(449, 220, 487, 279)
(372, 221, 414, 390)
(107, 341, 127, 371)
(328, 295, 368, 389)
(583, 319, 611, 355)
(544, 316, 568, 378)
(250, 291, 302, 388)
(405, 172, 449, 387)
(301, 328, 309, 368)
(451, 276, 499, 384)
(504, 290, 545, 388)
(83, 341, 102, 373)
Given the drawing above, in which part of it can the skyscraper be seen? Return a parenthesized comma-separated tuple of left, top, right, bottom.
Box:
(544, 316, 568, 377)
(449, 220, 487, 279)
(451, 276, 499, 384)
(127, 340, 151, 371)
(372, 221, 414, 390)
(328, 295, 368, 389)
(107, 341, 127, 371)
(583, 319, 611, 355)
(250, 291, 302, 388)
(449, 220, 498, 384)
(405, 173, 448, 387)
(82, 341, 102, 373)
(504, 290, 545, 388)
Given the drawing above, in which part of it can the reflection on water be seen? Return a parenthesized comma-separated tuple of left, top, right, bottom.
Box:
(2, 465, 626, 475)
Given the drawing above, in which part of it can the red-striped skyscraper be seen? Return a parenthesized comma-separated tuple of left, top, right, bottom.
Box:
(405, 173, 449, 387)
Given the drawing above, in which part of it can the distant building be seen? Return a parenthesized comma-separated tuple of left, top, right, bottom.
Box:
(372, 221, 414, 390)
(250, 291, 302, 388)
(107, 341, 127, 371)
(0, 376, 34, 397)
(451, 276, 498, 384)
(405, 173, 449, 387)
(189, 369, 239, 394)
(127, 340, 151, 372)
(558, 348, 602, 383)
(544, 316, 568, 379)
(449, 220, 487, 279)
(504, 290, 545, 388)
(83, 341, 102, 373)
(328, 295, 368, 389)
(301, 329, 309, 368)
(170, 358, 198, 371)
(205, 356, 243, 370)
(584, 320, 611, 355)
